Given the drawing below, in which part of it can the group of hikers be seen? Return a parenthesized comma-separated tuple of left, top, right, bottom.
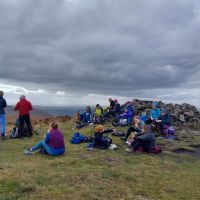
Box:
(0, 91, 175, 156)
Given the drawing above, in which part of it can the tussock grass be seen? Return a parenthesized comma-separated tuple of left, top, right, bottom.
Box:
(0, 120, 200, 200)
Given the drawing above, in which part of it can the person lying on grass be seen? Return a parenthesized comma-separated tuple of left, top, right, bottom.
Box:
(93, 125, 116, 149)
(24, 121, 65, 156)
(121, 116, 146, 142)
(126, 125, 156, 153)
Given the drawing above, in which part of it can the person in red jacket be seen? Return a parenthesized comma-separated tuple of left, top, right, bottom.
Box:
(14, 95, 33, 138)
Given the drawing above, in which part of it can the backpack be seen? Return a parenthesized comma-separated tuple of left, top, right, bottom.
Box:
(10, 127, 19, 138)
(163, 125, 176, 139)
(71, 132, 86, 144)
(149, 146, 162, 154)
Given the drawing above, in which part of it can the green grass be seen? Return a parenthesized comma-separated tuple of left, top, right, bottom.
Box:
(0, 121, 200, 200)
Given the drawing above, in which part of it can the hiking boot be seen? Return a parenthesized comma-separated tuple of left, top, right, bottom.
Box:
(24, 149, 34, 155)
(125, 146, 134, 153)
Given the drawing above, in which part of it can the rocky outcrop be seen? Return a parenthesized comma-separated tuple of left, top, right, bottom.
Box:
(122, 99, 200, 127)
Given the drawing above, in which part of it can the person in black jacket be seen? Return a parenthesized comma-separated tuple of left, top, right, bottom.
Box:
(93, 125, 116, 149)
(0, 91, 7, 138)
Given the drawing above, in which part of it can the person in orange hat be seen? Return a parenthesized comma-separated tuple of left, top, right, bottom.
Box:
(93, 125, 116, 149)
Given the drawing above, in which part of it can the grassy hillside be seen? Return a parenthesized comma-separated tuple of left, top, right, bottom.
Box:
(0, 119, 200, 200)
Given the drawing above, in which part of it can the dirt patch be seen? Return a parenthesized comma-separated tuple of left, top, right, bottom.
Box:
(173, 147, 200, 157)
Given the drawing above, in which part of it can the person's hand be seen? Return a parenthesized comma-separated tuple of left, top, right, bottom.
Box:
(135, 123, 139, 128)
(113, 128, 116, 132)
(157, 120, 161, 123)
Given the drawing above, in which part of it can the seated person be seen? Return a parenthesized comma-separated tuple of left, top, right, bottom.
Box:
(157, 109, 172, 136)
(75, 111, 81, 123)
(81, 106, 92, 123)
(146, 102, 161, 130)
(93, 125, 115, 149)
(121, 116, 145, 141)
(127, 126, 156, 153)
(140, 110, 148, 123)
(93, 104, 104, 123)
(113, 108, 133, 126)
(150, 101, 161, 121)
(24, 121, 65, 156)
(103, 98, 116, 119)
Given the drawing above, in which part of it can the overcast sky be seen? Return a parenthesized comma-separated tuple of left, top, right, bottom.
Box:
(0, 0, 200, 107)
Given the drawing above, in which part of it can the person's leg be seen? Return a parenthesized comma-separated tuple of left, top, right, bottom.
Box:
(31, 140, 45, 151)
(131, 139, 142, 152)
(24, 115, 32, 137)
(19, 116, 25, 138)
(0, 114, 6, 136)
(125, 127, 136, 140)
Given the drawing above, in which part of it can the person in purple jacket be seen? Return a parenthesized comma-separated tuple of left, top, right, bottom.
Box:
(24, 121, 65, 156)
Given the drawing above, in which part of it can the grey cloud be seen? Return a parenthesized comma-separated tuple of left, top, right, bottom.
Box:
(0, 0, 200, 102)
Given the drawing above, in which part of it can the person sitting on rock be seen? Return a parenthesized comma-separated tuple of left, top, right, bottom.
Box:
(93, 125, 116, 149)
(157, 109, 172, 136)
(126, 126, 156, 153)
(150, 101, 161, 121)
(103, 98, 116, 119)
(146, 102, 161, 129)
(120, 116, 146, 141)
(24, 121, 65, 156)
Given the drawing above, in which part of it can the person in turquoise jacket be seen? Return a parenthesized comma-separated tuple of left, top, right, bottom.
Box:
(150, 102, 161, 120)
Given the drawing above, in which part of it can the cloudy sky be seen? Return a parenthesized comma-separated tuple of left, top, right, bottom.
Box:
(0, 0, 200, 107)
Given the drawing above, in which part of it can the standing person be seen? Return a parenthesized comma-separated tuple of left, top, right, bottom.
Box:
(14, 95, 33, 138)
(0, 91, 7, 138)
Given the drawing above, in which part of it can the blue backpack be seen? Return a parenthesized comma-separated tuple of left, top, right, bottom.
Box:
(71, 132, 85, 144)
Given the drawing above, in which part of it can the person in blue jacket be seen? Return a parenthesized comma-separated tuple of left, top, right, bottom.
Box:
(0, 91, 7, 138)
(157, 109, 172, 136)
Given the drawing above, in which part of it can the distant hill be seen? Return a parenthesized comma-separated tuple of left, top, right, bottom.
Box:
(5, 105, 52, 117)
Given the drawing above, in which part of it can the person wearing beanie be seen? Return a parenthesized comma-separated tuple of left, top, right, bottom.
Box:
(14, 95, 33, 138)
(0, 91, 7, 138)
(24, 121, 65, 156)
(94, 125, 116, 149)
(150, 101, 161, 121)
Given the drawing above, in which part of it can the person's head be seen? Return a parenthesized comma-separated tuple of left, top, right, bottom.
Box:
(95, 125, 104, 133)
(86, 106, 91, 112)
(50, 121, 58, 130)
(109, 98, 112, 102)
(0, 91, 4, 97)
(133, 115, 141, 124)
(19, 95, 26, 100)
(96, 104, 100, 108)
(152, 101, 159, 109)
